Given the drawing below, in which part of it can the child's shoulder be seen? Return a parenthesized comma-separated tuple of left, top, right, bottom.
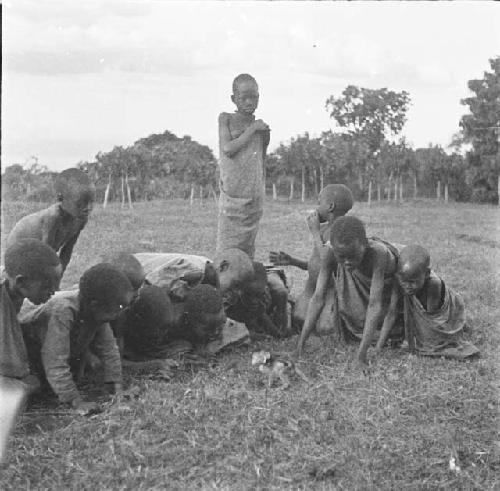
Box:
(218, 111, 232, 123)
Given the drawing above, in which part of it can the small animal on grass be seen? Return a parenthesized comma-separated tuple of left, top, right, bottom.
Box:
(251, 350, 310, 389)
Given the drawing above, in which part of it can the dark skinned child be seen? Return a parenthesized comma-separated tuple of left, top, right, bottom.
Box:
(217, 248, 291, 338)
(1, 239, 62, 391)
(270, 184, 354, 329)
(375, 245, 479, 360)
(19, 263, 133, 413)
(296, 216, 401, 367)
(6, 168, 95, 273)
(217, 73, 270, 259)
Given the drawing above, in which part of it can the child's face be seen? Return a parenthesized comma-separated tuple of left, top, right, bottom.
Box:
(232, 81, 259, 115)
(397, 265, 427, 296)
(332, 239, 367, 271)
(188, 309, 227, 345)
(91, 290, 134, 323)
(61, 188, 94, 220)
(18, 265, 63, 305)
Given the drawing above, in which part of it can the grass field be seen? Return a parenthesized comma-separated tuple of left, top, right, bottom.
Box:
(1, 198, 499, 489)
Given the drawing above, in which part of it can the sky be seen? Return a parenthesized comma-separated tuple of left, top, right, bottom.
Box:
(2, 0, 500, 171)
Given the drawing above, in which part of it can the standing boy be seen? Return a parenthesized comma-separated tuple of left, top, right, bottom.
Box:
(6, 168, 95, 273)
(217, 73, 270, 259)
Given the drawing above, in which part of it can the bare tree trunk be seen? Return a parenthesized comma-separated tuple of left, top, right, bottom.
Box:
(190, 184, 195, 206)
(444, 183, 449, 202)
(367, 180, 372, 206)
(199, 184, 203, 203)
(121, 175, 125, 208)
(386, 181, 391, 201)
(208, 184, 218, 203)
(394, 178, 398, 201)
(498, 175, 500, 207)
(103, 174, 111, 208)
(289, 177, 295, 201)
(320, 166, 324, 191)
(272, 183, 277, 200)
(377, 183, 381, 202)
(437, 180, 441, 200)
(126, 173, 133, 209)
(399, 175, 403, 201)
(313, 167, 319, 197)
(301, 167, 306, 202)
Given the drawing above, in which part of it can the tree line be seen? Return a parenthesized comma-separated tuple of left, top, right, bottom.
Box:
(3, 57, 498, 204)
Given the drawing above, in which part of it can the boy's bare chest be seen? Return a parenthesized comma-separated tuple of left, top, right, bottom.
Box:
(228, 115, 253, 139)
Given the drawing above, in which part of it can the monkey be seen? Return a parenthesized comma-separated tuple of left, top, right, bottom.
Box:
(251, 350, 310, 389)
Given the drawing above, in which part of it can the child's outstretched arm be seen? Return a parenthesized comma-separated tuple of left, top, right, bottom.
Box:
(357, 248, 389, 365)
(375, 283, 400, 353)
(296, 250, 335, 356)
(269, 251, 308, 270)
(218, 113, 268, 158)
(59, 231, 81, 272)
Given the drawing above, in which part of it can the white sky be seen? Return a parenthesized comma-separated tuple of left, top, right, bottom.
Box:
(2, 0, 500, 171)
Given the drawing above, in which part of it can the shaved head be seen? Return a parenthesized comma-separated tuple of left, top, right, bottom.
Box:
(398, 245, 430, 275)
(104, 252, 146, 290)
(216, 248, 254, 294)
(318, 184, 354, 215)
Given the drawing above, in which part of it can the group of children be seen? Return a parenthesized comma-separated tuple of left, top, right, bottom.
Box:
(1, 73, 479, 424)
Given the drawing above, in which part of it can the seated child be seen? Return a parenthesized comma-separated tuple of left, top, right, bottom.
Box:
(270, 184, 354, 327)
(217, 73, 270, 259)
(296, 216, 402, 366)
(217, 248, 291, 338)
(375, 245, 479, 359)
(19, 263, 133, 412)
(1, 239, 62, 391)
(6, 168, 95, 273)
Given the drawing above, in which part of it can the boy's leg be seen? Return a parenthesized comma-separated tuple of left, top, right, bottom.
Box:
(267, 271, 292, 336)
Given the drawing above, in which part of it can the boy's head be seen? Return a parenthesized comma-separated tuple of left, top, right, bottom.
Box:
(4, 239, 62, 304)
(217, 248, 255, 299)
(397, 245, 431, 295)
(183, 284, 226, 345)
(55, 168, 95, 220)
(79, 263, 134, 323)
(317, 184, 354, 222)
(330, 216, 368, 270)
(126, 285, 172, 345)
(231, 73, 259, 115)
(104, 252, 146, 294)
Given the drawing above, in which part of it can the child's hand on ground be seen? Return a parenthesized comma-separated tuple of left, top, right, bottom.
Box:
(269, 251, 292, 266)
(70, 399, 100, 416)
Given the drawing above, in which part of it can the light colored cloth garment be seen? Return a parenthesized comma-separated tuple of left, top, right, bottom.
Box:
(134, 253, 210, 299)
(404, 272, 479, 359)
(0, 281, 30, 379)
(132, 253, 250, 354)
(216, 112, 266, 259)
(19, 290, 122, 403)
(335, 238, 400, 339)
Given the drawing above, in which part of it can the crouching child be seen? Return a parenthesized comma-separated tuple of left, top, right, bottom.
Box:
(376, 245, 479, 360)
(19, 263, 134, 413)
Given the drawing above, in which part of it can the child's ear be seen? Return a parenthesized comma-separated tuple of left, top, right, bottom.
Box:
(88, 299, 100, 313)
(219, 260, 229, 273)
(231, 94, 236, 104)
(425, 267, 431, 279)
(14, 275, 29, 292)
(328, 202, 336, 213)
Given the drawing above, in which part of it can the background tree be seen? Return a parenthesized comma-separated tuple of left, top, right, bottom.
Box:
(460, 56, 500, 203)
(325, 85, 411, 198)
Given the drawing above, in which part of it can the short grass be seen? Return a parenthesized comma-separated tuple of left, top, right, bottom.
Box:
(1, 198, 499, 490)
